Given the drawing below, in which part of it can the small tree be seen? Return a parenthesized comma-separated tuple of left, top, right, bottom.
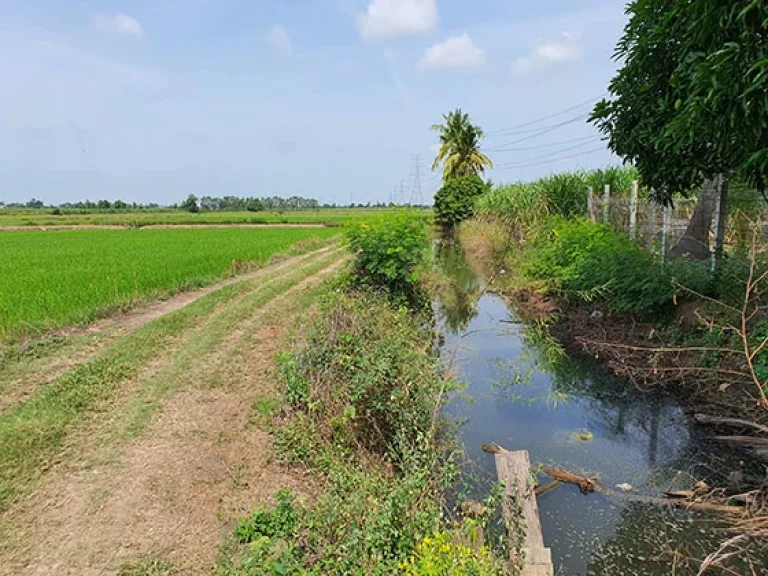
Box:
(246, 198, 264, 212)
(181, 194, 199, 213)
(591, 1, 768, 259)
(433, 175, 488, 228)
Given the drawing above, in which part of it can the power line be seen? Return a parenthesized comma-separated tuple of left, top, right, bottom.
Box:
(485, 93, 607, 137)
(490, 134, 601, 154)
(494, 139, 606, 168)
(493, 146, 607, 171)
(485, 114, 591, 150)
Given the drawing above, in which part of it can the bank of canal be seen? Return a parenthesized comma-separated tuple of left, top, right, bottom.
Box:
(435, 239, 766, 575)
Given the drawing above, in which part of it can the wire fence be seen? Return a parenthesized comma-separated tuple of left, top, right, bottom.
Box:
(587, 181, 767, 272)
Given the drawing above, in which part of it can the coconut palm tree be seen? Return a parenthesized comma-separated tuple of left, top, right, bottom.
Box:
(431, 109, 493, 182)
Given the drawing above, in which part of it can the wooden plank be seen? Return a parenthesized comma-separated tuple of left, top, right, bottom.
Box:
(495, 449, 553, 576)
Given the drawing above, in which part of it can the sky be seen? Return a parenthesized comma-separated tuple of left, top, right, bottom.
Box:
(0, 0, 628, 206)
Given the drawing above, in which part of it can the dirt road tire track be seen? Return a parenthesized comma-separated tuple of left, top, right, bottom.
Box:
(0, 249, 347, 575)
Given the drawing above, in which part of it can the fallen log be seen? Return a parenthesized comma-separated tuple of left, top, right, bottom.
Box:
(541, 468, 600, 495)
(694, 414, 768, 436)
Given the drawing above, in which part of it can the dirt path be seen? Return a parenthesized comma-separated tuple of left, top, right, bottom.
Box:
(0, 245, 336, 415)
(0, 248, 346, 575)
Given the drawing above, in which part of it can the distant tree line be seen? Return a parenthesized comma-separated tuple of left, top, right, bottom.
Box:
(0, 195, 416, 214)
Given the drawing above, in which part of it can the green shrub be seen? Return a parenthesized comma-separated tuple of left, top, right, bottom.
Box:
(279, 291, 444, 461)
(234, 489, 297, 543)
(400, 532, 501, 576)
(433, 175, 489, 227)
(345, 210, 429, 305)
(523, 218, 674, 316)
(217, 292, 466, 576)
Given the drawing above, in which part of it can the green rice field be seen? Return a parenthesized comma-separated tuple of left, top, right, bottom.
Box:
(0, 208, 420, 228)
(0, 227, 337, 343)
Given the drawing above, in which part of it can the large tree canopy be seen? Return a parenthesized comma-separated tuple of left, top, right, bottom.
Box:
(591, 1, 768, 202)
(431, 110, 493, 182)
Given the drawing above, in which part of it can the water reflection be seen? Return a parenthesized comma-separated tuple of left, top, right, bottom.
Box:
(433, 234, 483, 334)
(434, 240, 765, 575)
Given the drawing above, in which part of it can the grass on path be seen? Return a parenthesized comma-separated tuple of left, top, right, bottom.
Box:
(0, 245, 343, 510)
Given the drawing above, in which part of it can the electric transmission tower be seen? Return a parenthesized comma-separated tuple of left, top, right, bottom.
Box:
(409, 155, 423, 206)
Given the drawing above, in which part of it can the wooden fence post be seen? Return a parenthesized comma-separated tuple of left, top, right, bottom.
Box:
(629, 180, 639, 240)
(602, 184, 611, 226)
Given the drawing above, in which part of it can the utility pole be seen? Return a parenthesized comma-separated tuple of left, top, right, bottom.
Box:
(398, 180, 406, 205)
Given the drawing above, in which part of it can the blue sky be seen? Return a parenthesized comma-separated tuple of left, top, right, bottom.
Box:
(0, 0, 627, 206)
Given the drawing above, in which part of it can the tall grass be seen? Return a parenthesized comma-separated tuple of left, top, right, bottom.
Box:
(475, 165, 640, 227)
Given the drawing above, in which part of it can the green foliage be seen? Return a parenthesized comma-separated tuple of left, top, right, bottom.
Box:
(399, 532, 501, 576)
(245, 199, 264, 212)
(475, 166, 640, 229)
(117, 554, 177, 576)
(235, 489, 297, 543)
(217, 291, 466, 575)
(278, 292, 445, 461)
(539, 172, 590, 218)
(248, 396, 280, 428)
(524, 218, 679, 316)
(345, 211, 430, 304)
(0, 228, 337, 343)
(431, 109, 493, 182)
(591, 0, 768, 198)
(180, 194, 199, 213)
(475, 182, 549, 230)
(434, 175, 489, 227)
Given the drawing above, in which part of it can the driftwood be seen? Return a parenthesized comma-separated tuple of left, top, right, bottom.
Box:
(663, 498, 745, 515)
(694, 414, 768, 436)
(541, 468, 600, 495)
(540, 465, 744, 515)
(534, 480, 563, 497)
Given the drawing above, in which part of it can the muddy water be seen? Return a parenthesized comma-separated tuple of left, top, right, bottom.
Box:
(434, 239, 766, 576)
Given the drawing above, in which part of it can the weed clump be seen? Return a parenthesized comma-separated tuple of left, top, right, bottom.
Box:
(215, 292, 500, 575)
(523, 217, 712, 317)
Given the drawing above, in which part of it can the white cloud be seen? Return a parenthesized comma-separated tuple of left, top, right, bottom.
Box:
(358, 0, 437, 40)
(417, 34, 486, 72)
(511, 32, 583, 77)
(265, 25, 293, 57)
(94, 13, 143, 37)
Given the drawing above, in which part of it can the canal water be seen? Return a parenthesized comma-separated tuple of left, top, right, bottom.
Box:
(434, 238, 766, 575)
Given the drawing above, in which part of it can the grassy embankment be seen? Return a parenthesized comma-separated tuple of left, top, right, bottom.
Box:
(0, 227, 338, 344)
(215, 211, 508, 576)
(0, 208, 430, 228)
(459, 166, 768, 428)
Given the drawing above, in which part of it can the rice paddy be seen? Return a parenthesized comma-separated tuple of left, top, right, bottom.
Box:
(0, 227, 337, 343)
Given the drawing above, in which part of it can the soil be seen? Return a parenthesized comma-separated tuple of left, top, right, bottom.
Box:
(0, 248, 345, 575)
